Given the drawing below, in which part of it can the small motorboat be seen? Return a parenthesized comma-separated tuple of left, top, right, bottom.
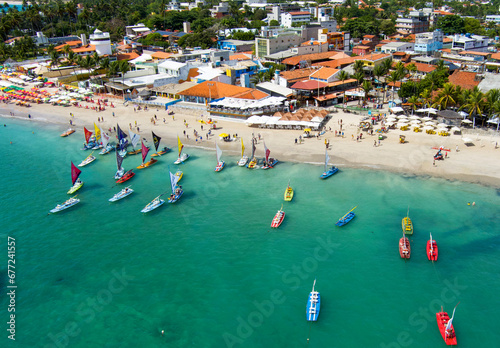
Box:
(50, 196, 80, 213)
(399, 233, 411, 259)
(427, 233, 438, 261)
(116, 170, 135, 184)
(109, 187, 134, 202)
(271, 206, 285, 228)
(174, 153, 189, 165)
(335, 206, 357, 227)
(141, 196, 165, 213)
(67, 179, 83, 194)
(78, 153, 96, 167)
(60, 128, 75, 137)
(306, 279, 320, 322)
(151, 147, 170, 157)
(436, 305, 458, 346)
(137, 158, 158, 169)
(284, 181, 293, 201)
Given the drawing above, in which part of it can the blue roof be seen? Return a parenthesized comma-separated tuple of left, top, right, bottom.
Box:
(155, 31, 187, 37)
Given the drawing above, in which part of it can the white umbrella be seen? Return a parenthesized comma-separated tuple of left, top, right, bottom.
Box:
(397, 115, 408, 119)
(425, 121, 436, 126)
(385, 121, 395, 126)
(397, 122, 409, 127)
(436, 123, 448, 128)
(409, 115, 420, 120)
(423, 125, 435, 130)
(422, 116, 433, 121)
(487, 118, 499, 124)
(462, 137, 473, 144)
(461, 119, 472, 124)
(451, 126, 461, 132)
(410, 120, 421, 124)
(386, 118, 397, 122)
(437, 128, 448, 132)
(459, 111, 468, 117)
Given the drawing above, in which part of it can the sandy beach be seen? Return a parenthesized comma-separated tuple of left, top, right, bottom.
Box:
(2, 90, 500, 188)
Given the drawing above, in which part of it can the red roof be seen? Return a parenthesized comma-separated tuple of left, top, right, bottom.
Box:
(288, 11, 311, 15)
(448, 70, 480, 90)
(406, 62, 436, 73)
(282, 51, 338, 66)
(291, 80, 327, 90)
(116, 52, 140, 61)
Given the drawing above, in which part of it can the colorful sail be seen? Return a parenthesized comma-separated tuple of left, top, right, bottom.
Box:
(128, 129, 140, 149)
(215, 141, 222, 164)
(71, 161, 81, 185)
(264, 142, 270, 163)
(116, 149, 124, 171)
(170, 171, 179, 193)
(93, 123, 101, 141)
(241, 138, 245, 157)
(177, 136, 184, 157)
(141, 141, 149, 163)
(83, 127, 93, 144)
(152, 132, 161, 152)
(117, 124, 128, 150)
(101, 131, 110, 149)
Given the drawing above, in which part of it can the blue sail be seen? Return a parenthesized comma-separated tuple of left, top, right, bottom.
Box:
(117, 124, 128, 150)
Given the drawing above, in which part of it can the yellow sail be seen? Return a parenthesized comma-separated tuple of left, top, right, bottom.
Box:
(177, 136, 184, 157)
(241, 138, 245, 157)
(94, 123, 101, 141)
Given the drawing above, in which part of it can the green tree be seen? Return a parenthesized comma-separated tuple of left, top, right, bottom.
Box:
(432, 83, 457, 110)
(460, 88, 485, 127)
(407, 95, 420, 115)
(337, 70, 350, 103)
(436, 15, 465, 35)
(361, 80, 373, 103)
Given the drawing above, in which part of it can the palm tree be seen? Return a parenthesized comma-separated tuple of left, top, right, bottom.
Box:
(460, 89, 485, 128)
(361, 80, 373, 105)
(386, 70, 400, 102)
(485, 89, 500, 118)
(353, 60, 365, 75)
(353, 71, 364, 105)
(118, 60, 131, 86)
(337, 70, 350, 105)
(407, 95, 420, 115)
(380, 58, 393, 75)
(251, 71, 265, 85)
(420, 88, 432, 109)
(50, 51, 62, 75)
(433, 83, 456, 110)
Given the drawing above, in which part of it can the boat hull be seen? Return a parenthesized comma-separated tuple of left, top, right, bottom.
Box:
(436, 311, 457, 345)
(109, 188, 134, 202)
(141, 199, 165, 213)
(151, 147, 170, 157)
(399, 237, 411, 259)
(336, 212, 355, 226)
(427, 240, 438, 261)
(284, 187, 293, 201)
(306, 292, 321, 321)
(174, 170, 183, 182)
(238, 156, 248, 166)
(137, 158, 158, 169)
(168, 189, 183, 203)
(127, 149, 141, 155)
(320, 167, 339, 179)
(78, 156, 96, 167)
(247, 159, 257, 169)
(402, 217, 413, 235)
(271, 210, 285, 228)
(67, 181, 83, 194)
(50, 198, 80, 213)
(215, 161, 225, 172)
(60, 129, 75, 137)
(116, 170, 135, 184)
(174, 153, 189, 164)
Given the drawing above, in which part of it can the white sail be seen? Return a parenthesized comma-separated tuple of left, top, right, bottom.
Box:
(101, 132, 110, 148)
(215, 142, 222, 163)
(170, 171, 179, 193)
(445, 307, 456, 333)
(430, 233, 433, 252)
(129, 129, 140, 149)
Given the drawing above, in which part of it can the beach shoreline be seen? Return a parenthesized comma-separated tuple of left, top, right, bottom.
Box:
(2, 96, 499, 189)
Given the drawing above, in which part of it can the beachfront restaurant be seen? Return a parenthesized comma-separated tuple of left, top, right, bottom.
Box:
(208, 96, 289, 117)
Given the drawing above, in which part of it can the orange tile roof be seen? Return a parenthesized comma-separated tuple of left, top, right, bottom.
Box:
(301, 41, 323, 46)
(406, 62, 436, 73)
(280, 68, 316, 82)
(282, 51, 338, 66)
(178, 81, 269, 99)
(361, 40, 372, 45)
(354, 53, 390, 61)
(329, 52, 351, 60)
(116, 52, 140, 61)
(310, 67, 339, 79)
(392, 52, 406, 56)
(354, 45, 371, 49)
(363, 35, 376, 39)
(229, 53, 251, 61)
(72, 45, 96, 53)
(434, 10, 454, 15)
(326, 78, 357, 87)
(491, 52, 500, 61)
(440, 48, 452, 53)
(459, 51, 490, 56)
(289, 11, 311, 15)
(314, 56, 356, 68)
(448, 70, 480, 90)
(443, 38, 453, 43)
(151, 52, 173, 59)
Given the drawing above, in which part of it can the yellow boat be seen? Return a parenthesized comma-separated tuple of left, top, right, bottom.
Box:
(137, 158, 158, 169)
(402, 207, 413, 235)
(247, 157, 257, 169)
(284, 181, 293, 201)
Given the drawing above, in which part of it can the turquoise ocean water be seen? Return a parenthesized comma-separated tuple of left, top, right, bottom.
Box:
(1, 118, 499, 348)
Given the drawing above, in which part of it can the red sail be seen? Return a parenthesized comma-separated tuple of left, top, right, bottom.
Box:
(84, 127, 93, 144)
(71, 161, 82, 185)
(141, 141, 149, 163)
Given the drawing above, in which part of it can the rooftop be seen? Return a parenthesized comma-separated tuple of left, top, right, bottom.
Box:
(448, 70, 480, 90)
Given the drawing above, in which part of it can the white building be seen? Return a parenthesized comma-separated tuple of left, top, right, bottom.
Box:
(125, 24, 150, 38)
(381, 42, 414, 53)
(414, 30, 443, 55)
(485, 15, 500, 24)
(281, 11, 312, 28)
(255, 32, 303, 58)
(452, 34, 489, 52)
(89, 29, 112, 56)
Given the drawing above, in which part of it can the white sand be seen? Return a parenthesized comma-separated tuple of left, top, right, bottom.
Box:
(2, 90, 500, 188)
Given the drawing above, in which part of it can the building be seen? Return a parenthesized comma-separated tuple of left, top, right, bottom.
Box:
(352, 45, 372, 56)
(380, 42, 414, 54)
(177, 80, 269, 104)
(451, 34, 489, 53)
(448, 70, 481, 90)
(255, 32, 302, 58)
(414, 30, 443, 55)
(89, 29, 112, 56)
(395, 12, 429, 35)
(218, 39, 254, 52)
(485, 15, 500, 24)
(309, 67, 340, 83)
(281, 11, 312, 28)
(125, 24, 151, 38)
(318, 31, 346, 51)
(210, 2, 229, 18)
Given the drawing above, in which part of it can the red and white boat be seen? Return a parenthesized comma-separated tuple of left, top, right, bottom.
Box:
(427, 233, 438, 261)
(116, 169, 135, 184)
(271, 206, 285, 228)
(399, 231, 410, 259)
(436, 304, 458, 345)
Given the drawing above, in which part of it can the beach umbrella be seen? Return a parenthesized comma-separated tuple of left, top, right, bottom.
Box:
(397, 115, 408, 119)
(423, 125, 435, 130)
(461, 119, 472, 124)
(410, 120, 421, 124)
(462, 137, 473, 144)
(386, 117, 397, 122)
(219, 133, 229, 137)
(304, 128, 311, 132)
(385, 121, 395, 126)
(409, 115, 420, 120)
(436, 123, 448, 128)
(425, 121, 436, 126)
(422, 116, 432, 121)
(459, 111, 468, 118)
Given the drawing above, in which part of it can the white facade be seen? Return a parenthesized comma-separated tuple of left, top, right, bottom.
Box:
(255, 32, 302, 58)
(125, 24, 150, 38)
(485, 15, 500, 24)
(381, 42, 414, 53)
(89, 29, 112, 56)
(452, 34, 489, 52)
(281, 11, 311, 28)
(414, 30, 443, 55)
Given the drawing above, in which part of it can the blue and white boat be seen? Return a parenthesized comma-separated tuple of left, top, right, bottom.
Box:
(335, 206, 357, 227)
(141, 195, 165, 213)
(50, 196, 80, 213)
(168, 170, 183, 203)
(109, 186, 134, 202)
(320, 149, 338, 179)
(306, 279, 321, 321)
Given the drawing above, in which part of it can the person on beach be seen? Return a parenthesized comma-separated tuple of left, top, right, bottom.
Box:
(374, 140, 377, 147)
(112, 112, 115, 117)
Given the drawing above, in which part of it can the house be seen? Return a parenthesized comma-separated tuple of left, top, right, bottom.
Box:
(125, 24, 151, 38)
(380, 42, 414, 54)
(414, 30, 443, 55)
(278, 68, 317, 87)
(352, 45, 372, 56)
(448, 70, 481, 90)
(218, 39, 254, 52)
(281, 51, 339, 69)
(281, 11, 312, 28)
(451, 34, 489, 53)
(405, 62, 436, 79)
(353, 53, 391, 70)
(151, 52, 174, 61)
(395, 13, 429, 35)
(309, 67, 340, 83)
(255, 32, 302, 58)
(318, 31, 346, 51)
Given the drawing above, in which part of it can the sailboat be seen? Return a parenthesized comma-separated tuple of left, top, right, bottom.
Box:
(247, 137, 257, 169)
(174, 170, 183, 182)
(402, 206, 413, 235)
(82, 127, 97, 150)
(335, 206, 357, 226)
(306, 279, 321, 322)
(427, 233, 438, 261)
(399, 230, 411, 259)
(78, 151, 96, 167)
(320, 149, 338, 179)
(99, 131, 114, 155)
(114, 149, 125, 179)
(284, 180, 293, 201)
(436, 304, 459, 345)
(67, 161, 83, 194)
(141, 195, 165, 213)
(151, 131, 169, 157)
(261, 142, 278, 169)
(174, 136, 189, 164)
(127, 129, 141, 155)
(214, 141, 225, 172)
(271, 205, 285, 228)
(237, 138, 248, 166)
(168, 170, 183, 203)
(109, 186, 134, 202)
(50, 196, 80, 213)
(136, 140, 158, 169)
(116, 124, 128, 157)
(92, 122, 102, 149)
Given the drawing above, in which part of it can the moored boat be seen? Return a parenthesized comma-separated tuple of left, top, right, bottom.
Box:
(261, 142, 278, 169)
(114, 150, 125, 179)
(306, 279, 321, 322)
(214, 141, 225, 172)
(127, 129, 141, 155)
(427, 233, 438, 261)
(174, 170, 183, 182)
(98, 132, 113, 155)
(136, 140, 158, 169)
(67, 162, 83, 194)
(150, 132, 169, 157)
(78, 152, 96, 167)
(60, 128, 75, 137)
(247, 138, 257, 169)
(335, 206, 357, 227)
(399, 231, 411, 259)
(151, 147, 169, 157)
(436, 304, 459, 346)
(174, 136, 189, 164)
(116, 169, 135, 184)
(141, 195, 165, 213)
(50, 196, 80, 213)
(284, 180, 293, 201)
(109, 186, 134, 202)
(271, 206, 285, 228)
(168, 170, 183, 203)
(237, 138, 248, 166)
(402, 207, 413, 235)
(320, 149, 338, 179)
(67, 179, 83, 194)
